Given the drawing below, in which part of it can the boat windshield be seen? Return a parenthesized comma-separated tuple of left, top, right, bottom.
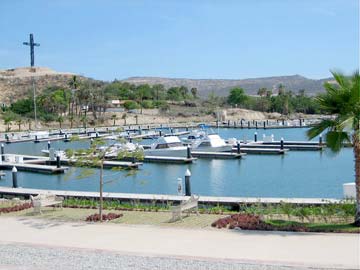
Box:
(155, 142, 183, 149)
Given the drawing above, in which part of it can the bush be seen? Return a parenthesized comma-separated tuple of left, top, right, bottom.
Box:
(86, 212, 123, 222)
(123, 101, 140, 110)
(141, 100, 154, 109)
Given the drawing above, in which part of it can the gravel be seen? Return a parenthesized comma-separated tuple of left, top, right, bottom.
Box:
(0, 243, 332, 270)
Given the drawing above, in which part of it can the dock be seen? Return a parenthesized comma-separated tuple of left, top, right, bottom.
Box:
(143, 156, 196, 164)
(0, 162, 67, 174)
(235, 147, 289, 155)
(191, 151, 245, 159)
(238, 143, 322, 151)
(0, 187, 340, 207)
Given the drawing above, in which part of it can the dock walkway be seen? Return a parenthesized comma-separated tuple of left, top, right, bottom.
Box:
(0, 187, 340, 206)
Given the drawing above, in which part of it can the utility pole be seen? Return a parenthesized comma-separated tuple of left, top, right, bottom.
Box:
(23, 33, 40, 129)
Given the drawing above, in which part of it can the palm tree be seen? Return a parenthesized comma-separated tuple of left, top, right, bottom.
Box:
(307, 70, 360, 226)
(68, 115, 75, 129)
(121, 113, 127, 126)
(111, 114, 117, 126)
(57, 116, 64, 129)
(26, 118, 32, 131)
(16, 118, 22, 131)
(4, 117, 12, 132)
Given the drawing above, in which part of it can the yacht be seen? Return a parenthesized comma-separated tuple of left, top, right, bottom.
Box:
(144, 136, 188, 157)
(191, 134, 233, 152)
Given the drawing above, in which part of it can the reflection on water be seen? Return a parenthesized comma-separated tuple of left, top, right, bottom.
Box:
(0, 128, 353, 198)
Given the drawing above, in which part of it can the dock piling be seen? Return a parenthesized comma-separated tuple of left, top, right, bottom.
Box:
(236, 142, 241, 154)
(319, 134, 323, 146)
(56, 154, 61, 168)
(280, 138, 284, 150)
(1, 144, 4, 161)
(12, 166, 18, 188)
(187, 146, 192, 159)
(47, 141, 51, 150)
(185, 169, 191, 196)
(254, 132, 258, 142)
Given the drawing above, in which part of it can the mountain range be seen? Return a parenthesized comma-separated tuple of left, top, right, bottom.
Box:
(0, 67, 333, 103)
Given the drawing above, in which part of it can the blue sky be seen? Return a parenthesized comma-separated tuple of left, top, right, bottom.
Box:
(0, 0, 358, 80)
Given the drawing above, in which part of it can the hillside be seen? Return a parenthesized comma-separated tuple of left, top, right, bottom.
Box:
(0, 67, 333, 104)
(0, 67, 84, 103)
(123, 75, 333, 97)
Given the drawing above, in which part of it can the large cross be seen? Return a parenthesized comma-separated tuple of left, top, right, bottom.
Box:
(23, 33, 40, 67)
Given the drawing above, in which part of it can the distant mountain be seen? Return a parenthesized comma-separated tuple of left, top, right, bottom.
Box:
(0, 67, 333, 104)
(123, 75, 333, 97)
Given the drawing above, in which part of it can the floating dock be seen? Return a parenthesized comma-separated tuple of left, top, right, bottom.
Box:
(191, 151, 245, 159)
(0, 187, 340, 207)
(238, 143, 322, 151)
(0, 162, 67, 174)
(232, 147, 288, 155)
(143, 156, 196, 164)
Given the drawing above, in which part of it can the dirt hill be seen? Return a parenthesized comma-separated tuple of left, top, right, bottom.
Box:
(0, 67, 80, 103)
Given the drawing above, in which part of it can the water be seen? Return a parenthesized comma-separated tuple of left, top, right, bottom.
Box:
(0, 128, 353, 198)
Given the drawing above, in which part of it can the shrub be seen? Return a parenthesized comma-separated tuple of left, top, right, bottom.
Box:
(141, 100, 154, 109)
(86, 212, 123, 222)
(123, 101, 140, 110)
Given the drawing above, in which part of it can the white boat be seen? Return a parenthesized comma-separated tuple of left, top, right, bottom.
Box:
(145, 136, 188, 157)
(181, 130, 206, 144)
(99, 142, 143, 158)
(41, 149, 67, 159)
(191, 134, 232, 152)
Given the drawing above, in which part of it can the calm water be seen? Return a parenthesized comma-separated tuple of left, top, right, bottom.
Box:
(0, 128, 353, 198)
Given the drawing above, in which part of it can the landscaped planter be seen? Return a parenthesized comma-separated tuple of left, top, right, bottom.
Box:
(85, 213, 123, 222)
(0, 202, 32, 214)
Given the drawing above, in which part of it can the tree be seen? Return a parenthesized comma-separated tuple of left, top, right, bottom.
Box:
(191, 87, 198, 99)
(111, 114, 117, 126)
(307, 70, 360, 226)
(68, 115, 75, 129)
(57, 116, 64, 129)
(227, 87, 248, 107)
(65, 138, 144, 222)
(16, 118, 22, 131)
(121, 113, 127, 125)
(257, 87, 267, 97)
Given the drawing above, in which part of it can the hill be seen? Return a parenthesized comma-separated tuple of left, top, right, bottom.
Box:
(0, 67, 88, 103)
(123, 75, 333, 97)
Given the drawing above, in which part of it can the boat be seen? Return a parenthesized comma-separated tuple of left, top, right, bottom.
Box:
(181, 130, 206, 144)
(191, 134, 233, 152)
(144, 136, 188, 157)
(98, 142, 143, 158)
(41, 149, 67, 159)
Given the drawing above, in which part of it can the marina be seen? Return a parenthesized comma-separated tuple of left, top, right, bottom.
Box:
(0, 127, 352, 199)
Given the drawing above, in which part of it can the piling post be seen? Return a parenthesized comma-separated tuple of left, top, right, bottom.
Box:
(65, 133, 68, 142)
(177, 177, 183, 195)
(47, 141, 51, 150)
(12, 166, 18, 188)
(184, 169, 191, 196)
(240, 120, 243, 129)
(248, 121, 250, 129)
(255, 121, 258, 129)
(254, 132, 258, 142)
(282, 119, 285, 126)
(56, 154, 61, 168)
(1, 144, 4, 161)
(34, 135, 38, 143)
(234, 121, 236, 127)
(159, 130, 162, 137)
(263, 121, 266, 129)
(228, 120, 230, 127)
(237, 142, 241, 154)
(299, 119, 302, 127)
(187, 146, 192, 159)
(319, 134, 323, 146)
(280, 137, 284, 150)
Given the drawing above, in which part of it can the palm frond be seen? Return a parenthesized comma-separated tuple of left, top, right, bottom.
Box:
(325, 131, 350, 152)
(307, 119, 337, 139)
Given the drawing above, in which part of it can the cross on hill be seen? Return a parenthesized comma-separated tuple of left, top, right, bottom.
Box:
(23, 33, 40, 68)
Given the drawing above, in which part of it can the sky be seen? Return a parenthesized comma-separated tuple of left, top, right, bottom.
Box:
(0, 0, 359, 81)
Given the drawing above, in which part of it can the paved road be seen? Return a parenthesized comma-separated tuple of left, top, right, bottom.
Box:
(0, 217, 359, 270)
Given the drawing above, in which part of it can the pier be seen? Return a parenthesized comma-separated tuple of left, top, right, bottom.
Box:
(0, 187, 340, 207)
(191, 151, 245, 159)
(0, 162, 67, 174)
